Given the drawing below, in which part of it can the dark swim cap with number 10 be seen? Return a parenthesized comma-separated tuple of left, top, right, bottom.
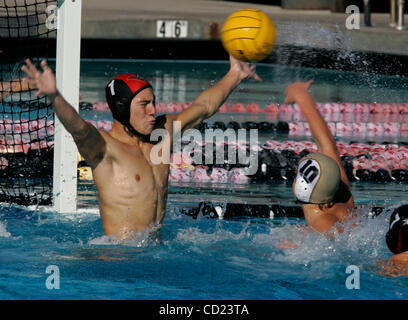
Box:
(105, 74, 152, 129)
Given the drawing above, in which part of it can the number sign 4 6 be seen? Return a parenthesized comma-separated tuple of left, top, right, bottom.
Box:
(156, 20, 188, 38)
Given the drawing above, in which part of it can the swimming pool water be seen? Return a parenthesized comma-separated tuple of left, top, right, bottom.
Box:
(1, 59, 408, 300)
(0, 201, 407, 300)
(79, 59, 408, 106)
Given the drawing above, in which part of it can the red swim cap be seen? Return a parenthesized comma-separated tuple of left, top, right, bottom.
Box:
(105, 73, 152, 125)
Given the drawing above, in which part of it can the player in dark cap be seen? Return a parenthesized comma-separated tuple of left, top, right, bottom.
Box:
(380, 205, 408, 276)
(105, 73, 154, 138)
(22, 57, 261, 239)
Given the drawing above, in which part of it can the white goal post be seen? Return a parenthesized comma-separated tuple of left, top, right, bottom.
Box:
(53, 0, 82, 213)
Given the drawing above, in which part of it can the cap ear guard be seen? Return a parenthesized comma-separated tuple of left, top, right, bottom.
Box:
(105, 79, 132, 121)
(110, 97, 132, 126)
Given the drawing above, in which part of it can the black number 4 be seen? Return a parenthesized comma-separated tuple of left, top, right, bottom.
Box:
(159, 22, 166, 36)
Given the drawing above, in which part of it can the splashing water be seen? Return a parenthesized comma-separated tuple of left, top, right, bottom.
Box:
(0, 202, 407, 299)
(278, 22, 353, 52)
(88, 224, 162, 248)
(1, 59, 408, 299)
(274, 21, 406, 97)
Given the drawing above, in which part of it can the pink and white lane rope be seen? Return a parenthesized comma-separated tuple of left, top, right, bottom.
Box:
(89, 101, 408, 115)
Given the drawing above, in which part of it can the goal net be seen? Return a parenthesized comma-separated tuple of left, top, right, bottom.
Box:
(0, 0, 80, 211)
(0, 0, 57, 206)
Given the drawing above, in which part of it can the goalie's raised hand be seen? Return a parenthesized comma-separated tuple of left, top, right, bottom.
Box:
(21, 59, 57, 98)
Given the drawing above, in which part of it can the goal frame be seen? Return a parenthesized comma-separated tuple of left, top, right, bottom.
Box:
(53, 0, 82, 213)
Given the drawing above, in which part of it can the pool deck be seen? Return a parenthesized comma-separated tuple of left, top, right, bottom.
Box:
(81, 0, 408, 56)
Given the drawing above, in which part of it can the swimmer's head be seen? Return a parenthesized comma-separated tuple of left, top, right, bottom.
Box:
(293, 152, 340, 204)
(386, 205, 408, 254)
(105, 74, 156, 136)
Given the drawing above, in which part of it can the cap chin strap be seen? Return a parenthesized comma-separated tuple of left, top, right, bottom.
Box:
(295, 198, 311, 205)
(112, 113, 149, 141)
(122, 122, 149, 141)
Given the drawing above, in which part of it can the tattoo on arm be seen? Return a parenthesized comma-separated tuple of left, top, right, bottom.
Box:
(74, 122, 106, 169)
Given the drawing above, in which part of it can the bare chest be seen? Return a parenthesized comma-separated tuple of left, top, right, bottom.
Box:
(94, 141, 169, 196)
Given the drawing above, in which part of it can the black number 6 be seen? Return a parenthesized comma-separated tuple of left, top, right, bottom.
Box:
(174, 21, 181, 37)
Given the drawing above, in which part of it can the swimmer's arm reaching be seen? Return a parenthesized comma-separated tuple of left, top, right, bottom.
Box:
(171, 54, 262, 133)
(21, 59, 106, 169)
(284, 81, 353, 205)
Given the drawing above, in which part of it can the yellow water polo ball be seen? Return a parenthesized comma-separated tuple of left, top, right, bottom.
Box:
(221, 8, 277, 62)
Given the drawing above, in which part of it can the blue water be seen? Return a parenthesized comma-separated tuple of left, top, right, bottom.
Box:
(1, 59, 408, 299)
(0, 200, 407, 300)
(78, 59, 408, 105)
